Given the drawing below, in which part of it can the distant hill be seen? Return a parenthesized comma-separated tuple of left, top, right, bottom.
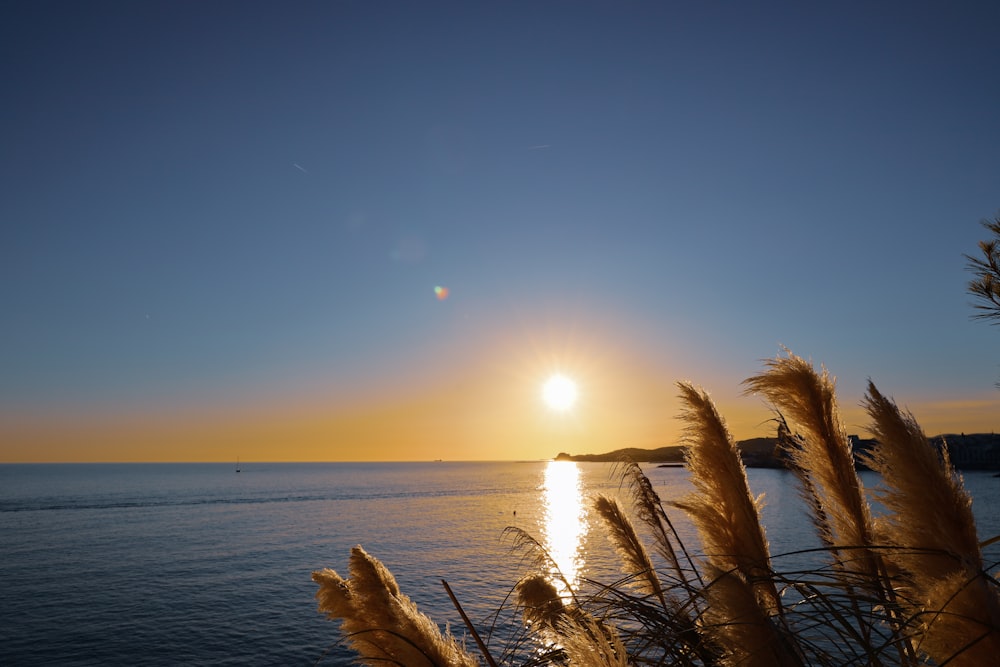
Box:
(555, 433, 1000, 470)
(555, 438, 777, 465)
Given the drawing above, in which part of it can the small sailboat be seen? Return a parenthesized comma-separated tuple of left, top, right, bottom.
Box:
(236, 457, 241, 473)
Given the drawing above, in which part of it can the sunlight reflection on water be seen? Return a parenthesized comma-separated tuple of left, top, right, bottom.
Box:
(541, 460, 588, 595)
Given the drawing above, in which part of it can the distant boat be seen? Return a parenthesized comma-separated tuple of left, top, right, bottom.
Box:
(236, 457, 241, 473)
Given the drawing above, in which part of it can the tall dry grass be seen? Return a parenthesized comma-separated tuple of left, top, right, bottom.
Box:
(744, 352, 877, 573)
(312, 545, 479, 666)
(861, 382, 1000, 665)
(673, 380, 801, 667)
(312, 351, 1000, 666)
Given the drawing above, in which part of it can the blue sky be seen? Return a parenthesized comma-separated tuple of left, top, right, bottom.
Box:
(3, 1, 999, 461)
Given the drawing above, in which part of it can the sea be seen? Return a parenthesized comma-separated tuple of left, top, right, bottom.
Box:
(2, 461, 1000, 666)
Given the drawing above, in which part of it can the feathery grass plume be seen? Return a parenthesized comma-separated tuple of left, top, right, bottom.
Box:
(593, 494, 666, 607)
(861, 382, 982, 581)
(913, 570, 1000, 666)
(515, 572, 632, 665)
(675, 380, 782, 614)
(615, 459, 699, 586)
(862, 382, 1000, 665)
(515, 574, 568, 632)
(502, 526, 582, 607)
(701, 565, 804, 667)
(743, 352, 876, 574)
(775, 414, 837, 552)
(743, 353, 901, 661)
(312, 545, 479, 667)
(556, 614, 630, 667)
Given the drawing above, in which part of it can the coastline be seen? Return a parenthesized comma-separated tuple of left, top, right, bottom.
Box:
(556, 432, 1000, 470)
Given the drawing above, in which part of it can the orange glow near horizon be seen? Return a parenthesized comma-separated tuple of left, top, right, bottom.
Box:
(3, 389, 998, 463)
(2, 334, 999, 463)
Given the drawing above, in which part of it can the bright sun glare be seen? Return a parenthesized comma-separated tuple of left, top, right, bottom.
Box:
(542, 374, 579, 412)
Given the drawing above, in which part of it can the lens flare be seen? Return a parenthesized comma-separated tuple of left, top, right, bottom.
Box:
(434, 286, 449, 300)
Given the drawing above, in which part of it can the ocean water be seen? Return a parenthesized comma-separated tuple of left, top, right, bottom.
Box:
(2, 461, 999, 665)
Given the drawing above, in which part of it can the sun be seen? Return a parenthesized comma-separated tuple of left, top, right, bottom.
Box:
(542, 374, 579, 412)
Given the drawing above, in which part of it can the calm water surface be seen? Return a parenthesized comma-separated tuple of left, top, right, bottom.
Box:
(2, 461, 999, 665)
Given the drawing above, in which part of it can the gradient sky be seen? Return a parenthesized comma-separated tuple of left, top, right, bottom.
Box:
(3, 1, 1000, 462)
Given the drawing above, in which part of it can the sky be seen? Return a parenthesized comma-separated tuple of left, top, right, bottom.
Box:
(2, 1, 1000, 463)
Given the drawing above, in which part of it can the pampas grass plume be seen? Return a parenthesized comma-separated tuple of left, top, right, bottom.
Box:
(676, 380, 780, 613)
(701, 566, 802, 667)
(863, 382, 1000, 665)
(617, 460, 690, 581)
(593, 494, 666, 605)
(312, 545, 478, 666)
(515, 574, 567, 631)
(862, 382, 980, 577)
(556, 615, 630, 667)
(744, 352, 876, 570)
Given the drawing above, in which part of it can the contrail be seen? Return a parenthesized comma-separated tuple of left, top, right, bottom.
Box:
(527, 144, 551, 150)
(293, 163, 309, 174)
